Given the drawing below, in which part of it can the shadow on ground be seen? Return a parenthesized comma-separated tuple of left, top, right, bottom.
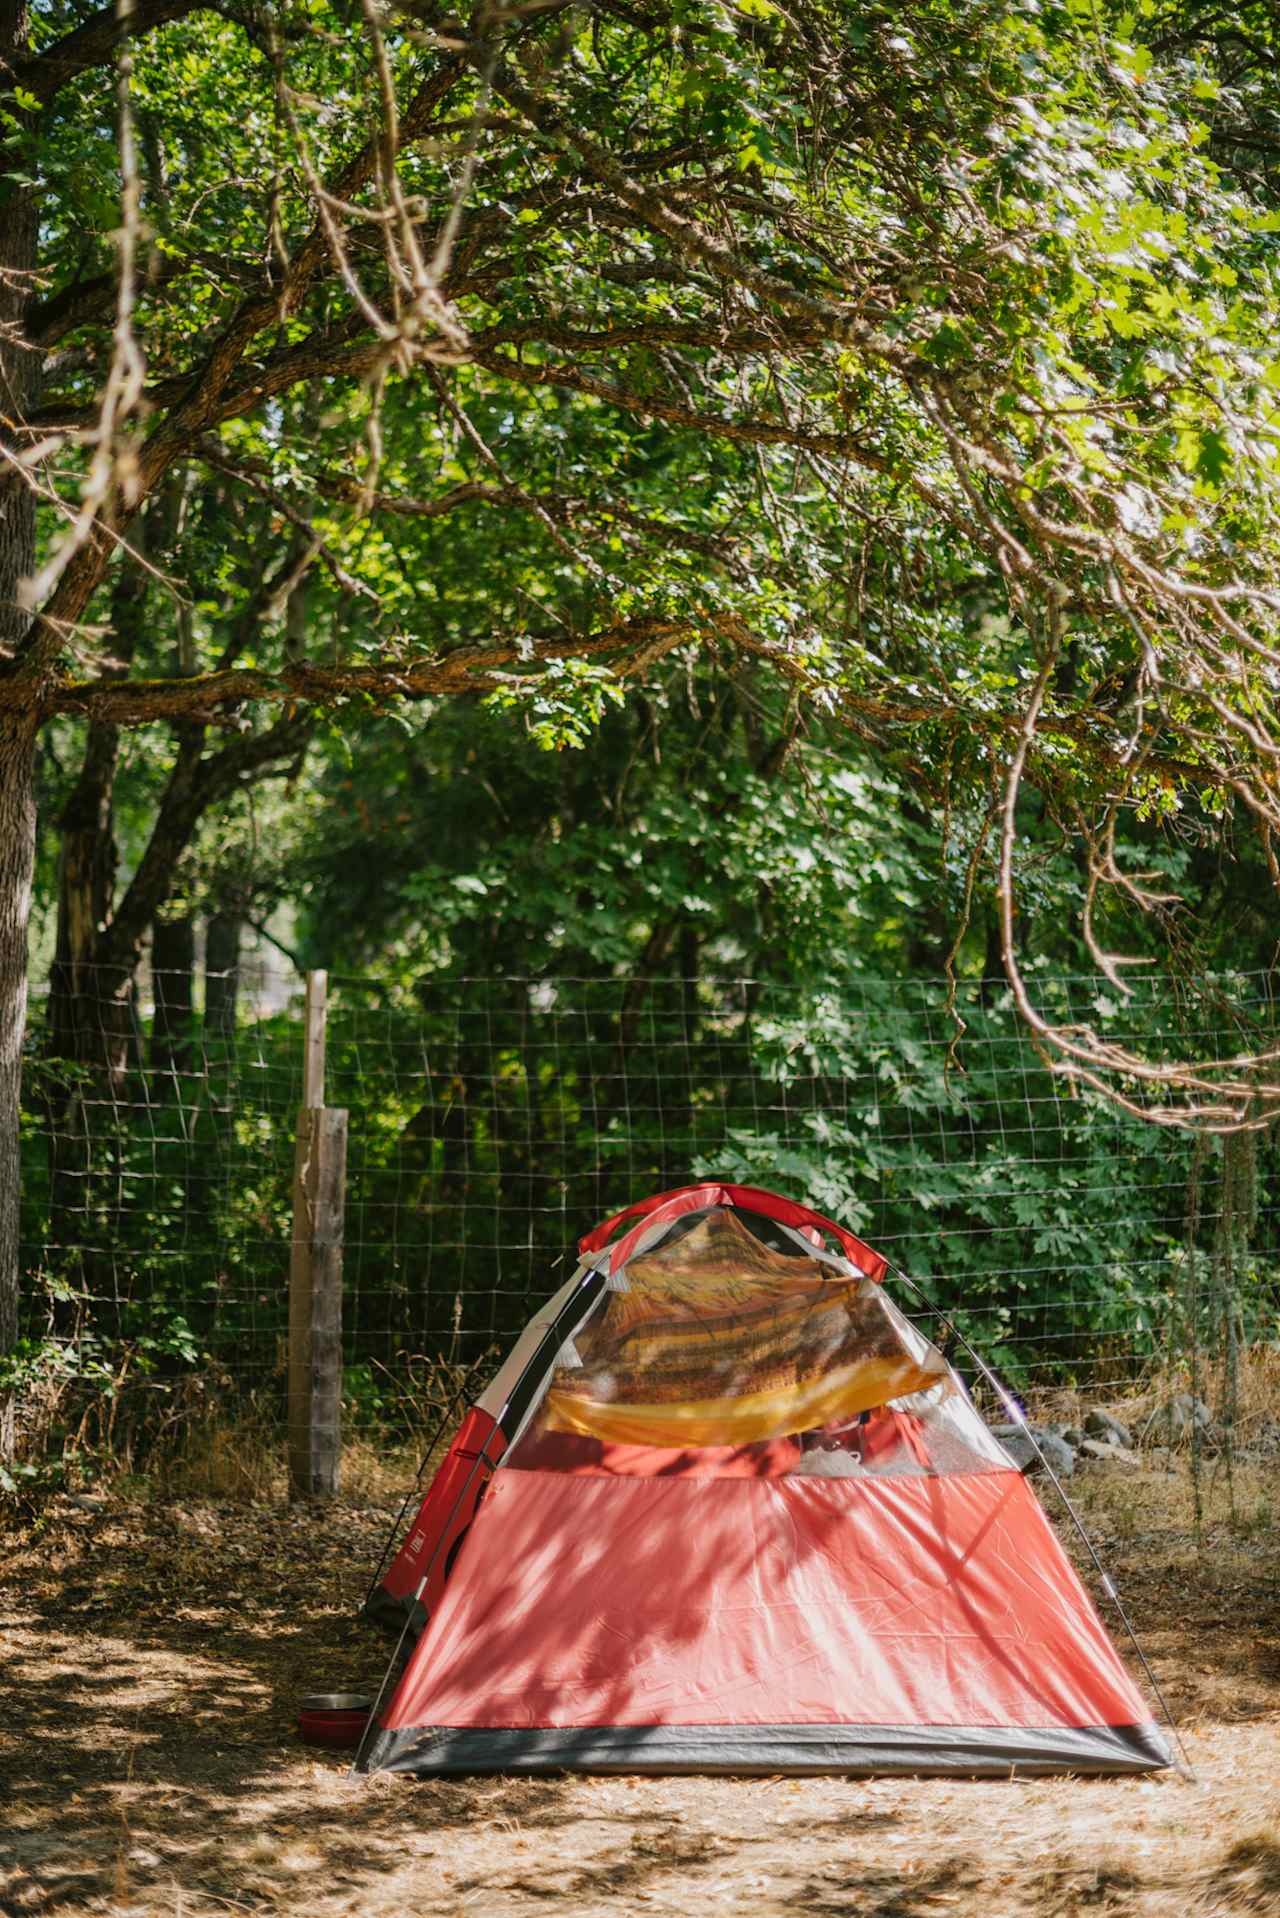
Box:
(1, 1485, 1277, 1917)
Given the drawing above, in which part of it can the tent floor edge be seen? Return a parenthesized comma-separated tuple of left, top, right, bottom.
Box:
(359, 1720, 1173, 1778)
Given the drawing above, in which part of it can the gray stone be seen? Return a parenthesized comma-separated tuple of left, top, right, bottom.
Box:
(1034, 1431, 1077, 1478)
(1236, 1420, 1280, 1463)
(993, 1425, 1075, 1478)
(993, 1428, 1035, 1470)
(1061, 1426, 1085, 1448)
(1084, 1409, 1132, 1447)
(1078, 1438, 1141, 1472)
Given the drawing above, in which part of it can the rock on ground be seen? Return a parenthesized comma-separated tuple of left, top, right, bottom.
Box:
(1084, 1409, 1132, 1447)
(992, 1426, 1076, 1478)
(1078, 1438, 1142, 1472)
(1142, 1394, 1218, 1449)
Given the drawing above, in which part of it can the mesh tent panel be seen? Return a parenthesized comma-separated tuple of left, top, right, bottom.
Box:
(503, 1207, 1012, 1479)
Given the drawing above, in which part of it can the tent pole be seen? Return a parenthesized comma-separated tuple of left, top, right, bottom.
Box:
(888, 1262, 1197, 1782)
(361, 1262, 597, 1611)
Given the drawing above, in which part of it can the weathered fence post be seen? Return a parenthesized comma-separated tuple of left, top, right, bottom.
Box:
(288, 971, 348, 1498)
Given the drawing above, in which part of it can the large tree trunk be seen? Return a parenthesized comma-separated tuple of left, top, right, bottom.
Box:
(42, 702, 134, 1342)
(150, 909, 196, 1079)
(0, 0, 39, 1454)
(0, 722, 36, 1455)
(47, 550, 150, 1081)
(48, 723, 130, 1074)
(204, 911, 241, 1039)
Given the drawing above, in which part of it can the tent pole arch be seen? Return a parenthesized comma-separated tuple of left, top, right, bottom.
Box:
(360, 1263, 605, 1632)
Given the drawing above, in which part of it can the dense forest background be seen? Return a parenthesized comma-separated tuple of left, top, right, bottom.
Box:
(18, 664, 1280, 1468)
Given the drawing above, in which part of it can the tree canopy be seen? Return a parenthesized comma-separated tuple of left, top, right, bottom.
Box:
(10, 0, 1280, 1100)
(4, 0, 1280, 1428)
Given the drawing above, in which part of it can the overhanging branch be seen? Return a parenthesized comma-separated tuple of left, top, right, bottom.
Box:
(14, 0, 221, 105)
(29, 617, 698, 726)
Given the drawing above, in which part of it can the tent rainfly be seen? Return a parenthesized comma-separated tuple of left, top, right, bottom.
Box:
(358, 1183, 1172, 1778)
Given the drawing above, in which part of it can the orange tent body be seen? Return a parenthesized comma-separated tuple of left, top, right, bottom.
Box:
(361, 1184, 1171, 1777)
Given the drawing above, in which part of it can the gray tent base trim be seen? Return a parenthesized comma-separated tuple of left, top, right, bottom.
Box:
(361, 1719, 1173, 1777)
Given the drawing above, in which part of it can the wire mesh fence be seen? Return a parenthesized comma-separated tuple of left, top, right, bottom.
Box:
(18, 957, 1280, 1419)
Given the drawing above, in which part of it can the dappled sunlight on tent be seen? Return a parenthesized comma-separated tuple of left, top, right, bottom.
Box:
(362, 1185, 1172, 1779)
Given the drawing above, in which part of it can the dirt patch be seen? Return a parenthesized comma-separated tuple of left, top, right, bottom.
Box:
(1, 1469, 1277, 1918)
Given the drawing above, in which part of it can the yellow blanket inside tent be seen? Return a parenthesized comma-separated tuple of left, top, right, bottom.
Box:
(543, 1208, 941, 1448)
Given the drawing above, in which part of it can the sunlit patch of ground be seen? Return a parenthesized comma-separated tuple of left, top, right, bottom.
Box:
(1, 1458, 1277, 1918)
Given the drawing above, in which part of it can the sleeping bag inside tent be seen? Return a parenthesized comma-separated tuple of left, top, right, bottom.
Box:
(360, 1182, 1171, 1777)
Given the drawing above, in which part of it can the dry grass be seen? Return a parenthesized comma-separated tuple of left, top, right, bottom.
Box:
(1222, 1346, 1280, 1437)
(1026, 1344, 1280, 1450)
(1074, 1453, 1275, 1541)
(122, 1353, 477, 1509)
(3, 1350, 483, 1519)
(1, 1446, 1277, 1918)
(156, 1412, 427, 1508)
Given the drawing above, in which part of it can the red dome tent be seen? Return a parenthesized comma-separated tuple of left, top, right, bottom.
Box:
(358, 1184, 1171, 1777)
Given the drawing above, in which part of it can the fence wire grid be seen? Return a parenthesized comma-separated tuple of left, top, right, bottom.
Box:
(19, 961, 1280, 1411)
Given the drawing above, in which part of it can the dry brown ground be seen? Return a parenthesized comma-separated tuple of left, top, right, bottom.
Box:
(1, 1463, 1278, 1918)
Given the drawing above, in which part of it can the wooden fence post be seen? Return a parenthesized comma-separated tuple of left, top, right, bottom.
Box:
(288, 971, 348, 1498)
